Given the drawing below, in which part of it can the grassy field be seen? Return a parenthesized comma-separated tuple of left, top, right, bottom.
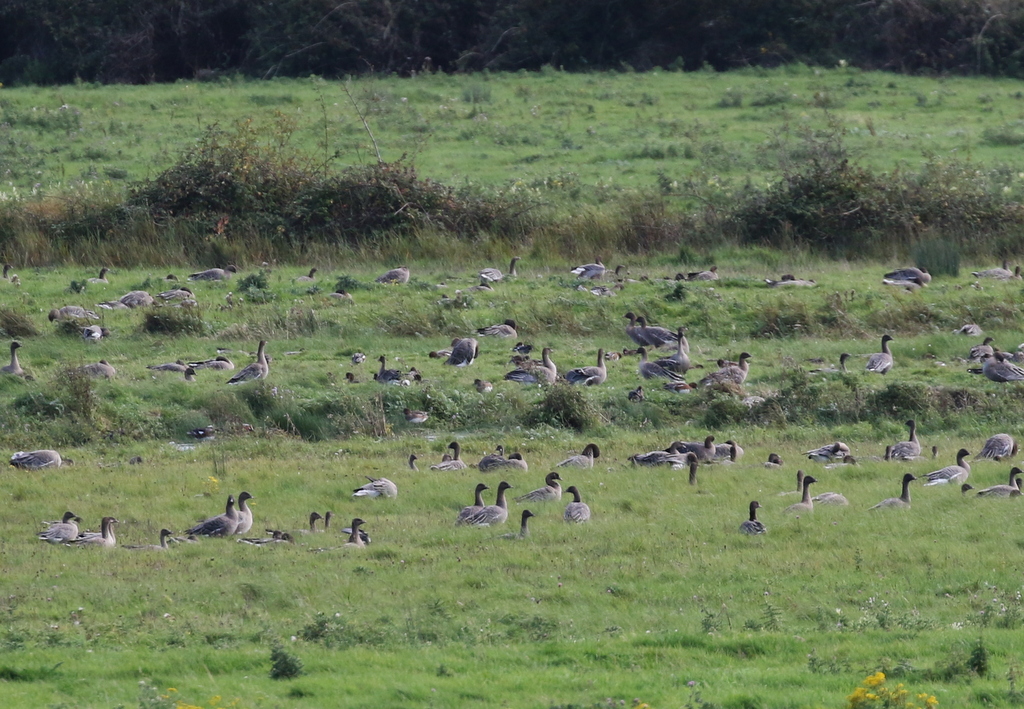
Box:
(4, 66, 1024, 204)
(2, 256, 1024, 708)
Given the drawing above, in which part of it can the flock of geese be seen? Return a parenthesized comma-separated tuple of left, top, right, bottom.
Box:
(6, 257, 1024, 546)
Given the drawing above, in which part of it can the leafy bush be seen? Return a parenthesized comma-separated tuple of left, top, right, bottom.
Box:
(527, 383, 598, 431)
(141, 308, 207, 336)
(269, 642, 303, 680)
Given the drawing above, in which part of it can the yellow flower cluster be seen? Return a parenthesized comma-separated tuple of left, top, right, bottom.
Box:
(846, 672, 938, 709)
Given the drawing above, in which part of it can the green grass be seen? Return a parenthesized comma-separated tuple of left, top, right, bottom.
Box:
(2, 260, 1024, 706)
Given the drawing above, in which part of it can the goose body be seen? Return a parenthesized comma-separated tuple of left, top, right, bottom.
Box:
(654, 329, 691, 373)
(638, 347, 683, 380)
(624, 312, 646, 346)
(374, 355, 402, 383)
(464, 481, 512, 526)
(80, 325, 110, 342)
(972, 261, 1020, 279)
(889, 419, 922, 460)
(234, 491, 254, 535)
(295, 268, 318, 282)
(764, 452, 784, 469)
(10, 449, 66, 469)
(148, 360, 189, 373)
(455, 483, 490, 525)
(637, 317, 680, 348)
(38, 511, 82, 544)
(714, 440, 744, 461)
(124, 529, 174, 550)
(885, 266, 931, 284)
(70, 517, 117, 547)
(812, 491, 849, 506)
(976, 468, 1023, 497)
(1, 341, 24, 376)
(563, 485, 591, 522)
(158, 287, 194, 301)
(806, 442, 850, 462)
(87, 267, 110, 284)
(515, 472, 562, 502)
(686, 266, 718, 281)
(504, 347, 556, 384)
(227, 340, 269, 384)
(565, 349, 607, 386)
(784, 475, 817, 514)
(189, 356, 234, 370)
(865, 335, 894, 374)
(699, 353, 751, 386)
(189, 265, 237, 281)
(479, 257, 520, 282)
(922, 448, 971, 486)
(477, 319, 517, 338)
(674, 435, 717, 462)
(375, 266, 410, 284)
(975, 433, 1018, 460)
(969, 338, 996, 362)
(981, 352, 1024, 382)
(186, 495, 239, 536)
(739, 501, 766, 534)
(556, 443, 600, 468)
(629, 443, 689, 468)
(48, 305, 100, 321)
(343, 518, 368, 547)
(871, 473, 916, 509)
(352, 476, 398, 499)
(445, 337, 479, 367)
(431, 441, 468, 471)
(117, 290, 155, 308)
(571, 261, 605, 280)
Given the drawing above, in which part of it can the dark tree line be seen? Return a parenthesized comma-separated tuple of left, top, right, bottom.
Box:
(2, 0, 1023, 84)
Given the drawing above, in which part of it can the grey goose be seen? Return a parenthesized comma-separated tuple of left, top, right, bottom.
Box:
(431, 441, 469, 471)
(188, 265, 238, 281)
(352, 477, 398, 499)
(889, 419, 922, 460)
(87, 268, 110, 284)
(637, 347, 683, 381)
(571, 260, 605, 280)
(189, 356, 234, 370)
(477, 319, 518, 338)
(981, 352, 1024, 382)
(504, 347, 557, 384)
(565, 349, 607, 386)
(739, 501, 766, 535)
(922, 449, 971, 486)
(123, 529, 174, 550)
(48, 306, 100, 321)
(976, 467, 1023, 497)
(445, 338, 479, 367)
(374, 355, 402, 383)
(674, 435, 716, 462)
(186, 494, 239, 537)
(1, 341, 24, 376)
(455, 483, 490, 525)
(784, 475, 817, 514)
(556, 443, 600, 468)
(563, 486, 591, 522)
(515, 472, 562, 502)
(11, 450, 69, 469)
(871, 473, 917, 509)
(479, 257, 521, 282)
(975, 434, 1018, 461)
(295, 268, 318, 282)
(865, 335, 894, 374)
(699, 353, 751, 386)
(463, 481, 513, 526)
(806, 442, 850, 462)
(227, 341, 269, 384)
(147, 360, 189, 373)
(636, 317, 680, 348)
(375, 266, 410, 284)
(685, 266, 718, 281)
(884, 266, 931, 284)
(653, 328, 691, 373)
(500, 510, 535, 539)
(38, 511, 82, 544)
(968, 338, 996, 362)
(70, 517, 118, 547)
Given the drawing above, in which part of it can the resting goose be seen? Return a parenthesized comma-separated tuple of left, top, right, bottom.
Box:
(784, 475, 817, 514)
(188, 265, 237, 281)
(80, 325, 111, 342)
(87, 268, 110, 284)
(455, 483, 490, 525)
(889, 419, 922, 460)
(565, 349, 607, 386)
(571, 261, 605, 280)
(504, 347, 557, 384)
(431, 441, 469, 471)
(70, 517, 117, 547)
(227, 341, 269, 384)
(500, 510, 534, 539)
(148, 359, 189, 373)
(374, 355, 402, 383)
(515, 472, 562, 502)
(343, 518, 368, 547)
(556, 443, 600, 468)
(922, 448, 971, 486)
(976, 467, 1023, 497)
(116, 290, 155, 308)
(779, 470, 805, 496)
(714, 440, 744, 461)
(123, 529, 174, 550)
(872, 473, 917, 509)
(699, 353, 751, 386)
(629, 443, 689, 468)
(865, 335, 894, 374)
(48, 306, 100, 321)
(10, 449, 67, 469)
(1, 341, 24, 376)
(352, 476, 398, 499)
(463, 481, 512, 526)
(654, 328, 691, 373)
(976, 433, 1018, 460)
(812, 489, 849, 506)
(686, 266, 719, 281)
(479, 256, 521, 282)
(807, 442, 850, 462)
(981, 352, 1024, 382)
(295, 268, 318, 283)
(189, 355, 234, 370)
(563, 486, 591, 522)
(445, 337, 479, 367)
(38, 512, 82, 544)
(477, 319, 518, 338)
(329, 289, 354, 302)
(77, 360, 115, 379)
(638, 347, 683, 381)
(238, 531, 295, 545)
(739, 501, 766, 535)
(375, 266, 410, 284)
(885, 266, 931, 284)
(158, 286, 194, 301)
(186, 495, 239, 537)
(766, 276, 815, 287)
(972, 261, 1019, 279)
(969, 338, 996, 362)
(675, 435, 716, 462)
(234, 492, 254, 535)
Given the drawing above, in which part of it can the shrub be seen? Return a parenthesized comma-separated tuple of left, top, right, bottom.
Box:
(237, 270, 277, 303)
(141, 308, 207, 336)
(269, 642, 303, 680)
(527, 383, 598, 431)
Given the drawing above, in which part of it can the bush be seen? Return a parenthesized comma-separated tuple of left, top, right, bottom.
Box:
(0, 309, 39, 338)
(269, 642, 303, 680)
(527, 383, 599, 432)
(141, 308, 207, 336)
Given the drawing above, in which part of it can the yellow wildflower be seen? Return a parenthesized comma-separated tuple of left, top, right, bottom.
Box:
(865, 672, 886, 687)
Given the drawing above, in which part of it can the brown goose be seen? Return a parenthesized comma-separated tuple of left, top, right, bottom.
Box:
(1, 341, 24, 376)
(87, 268, 110, 284)
(565, 349, 607, 386)
(189, 355, 235, 371)
(431, 441, 469, 471)
(374, 355, 402, 384)
(505, 347, 556, 384)
(976, 468, 1023, 497)
(784, 475, 817, 514)
(10, 449, 68, 469)
(227, 341, 269, 384)
(515, 472, 562, 502)
(624, 312, 646, 346)
(638, 347, 683, 381)
(969, 338, 996, 362)
(865, 335, 894, 374)
(889, 419, 922, 460)
(38, 511, 82, 544)
(674, 435, 716, 462)
(871, 473, 916, 510)
(455, 483, 490, 525)
(778, 470, 805, 496)
(479, 257, 521, 282)
(147, 360, 189, 373)
(686, 266, 718, 281)
(637, 317, 679, 348)
(188, 265, 238, 281)
(375, 266, 410, 284)
(463, 481, 513, 526)
(699, 353, 752, 386)
(186, 495, 239, 536)
(556, 443, 600, 468)
(885, 266, 931, 284)
(343, 518, 368, 547)
(477, 319, 518, 338)
(975, 434, 1018, 461)
(70, 517, 118, 547)
(79, 360, 116, 379)
(295, 268, 318, 283)
(48, 306, 100, 321)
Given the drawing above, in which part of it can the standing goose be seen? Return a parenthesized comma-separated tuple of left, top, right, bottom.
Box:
(444, 338, 479, 367)
(123, 529, 174, 550)
(865, 335, 894, 374)
(637, 317, 680, 349)
(500, 510, 535, 539)
(343, 518, 368, 547)
(889, 419, 922, 460)
(188, 265, 237, 281)
(375, 266, 410, 284)
(871, 473, 917, 509)
(699, 353, 752, 386)
(295, 268, 318, 283)
(504, 347, 557, 384)
(88, 268, 110, 284)
(79, 360, 116, 379)
(778, 470, 805, 496)
(975, 433, 1018, 461)
(186, 495, 239, 537)
(637, 347, 683, 381)
(38, 511, 82, 544)
(784, 475, 817, 514)
(70, 517, 118, 547)
(654, 328, 691, 373)
(556, 443, 600, 468)
(515, 472, 562, 502)
(624, 312, 647, 346)
(455, 483, 490, 525)
(565, 349, 607, 386)
(571, 260, 605, 280)
(10, 449, 67, 469)
(739, 501, 766, 535)
(981, 352, 1024, 382)
(234, 491, 254, 535)
(922, 449, 972, 486)
(563, 486, 591, 522)
(374, 355, 402, 383)
(976, 468, 1023, 497)
(48, 305, 100, 321)
(227, 341, 269, 384)
(675, 435, 716, 462)
(477, 319, 518, 338)
(479, 257, 521, 282)
(431, 441, 469, 471)
(464, 481, 513, 526)
(352, 477, 398, 499)
(1, 341, 24, 376)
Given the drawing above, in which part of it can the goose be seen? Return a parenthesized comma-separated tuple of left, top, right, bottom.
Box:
(981, 352, 1024, 382)
(80, 325, 111, 342)
(563, 486, 591, 522)
(778, 470, 805, 496)
(882, 275, 926, 289)
(565, 349, 607, 386)
(807, 442, 850, 462)
(699, 353, 752, 386)
(654, 329, 691, 373)
(557, 443, 600, 468)
(95, 299, 129, 310)
(623, 312, 647, 346)
(675, 435, 716, 462)
(766, 276, 816, 287)
(10, 450, 67, 469)
(961, 484, 975, 495)
(465, 279, 495, 293)
(975, 434, 1018, 460)
(38, 511, 82, 544)
(295, 268, 318, 283)
(976, 468, 1023, 497)
(463, 481, 513, 526)
(431, 442, 469, 471)
(686, 266, 719, 281)
(682, 452, 698, 485)
(889, 419, 922, 460)
(234, 492, 254, 535)
(571, 261, 605, 280)
(87, 268, 110, 284)
(809, 353, 850, 374)
(512, 342, 533, 355)
(455, 483, 490, 525)
(784, 475, 818, 514)
(158, 286, 194, 301)
(227, 341, 269, 384)
(147, 359, 189, 373)
(479, 257, 521, 282)
(740, 501, 766, 534)
(504, 347, 556, 384)
(871, 473, 917, 509)
(500, 510, 534, 539)
(955, 323, 984, 336)
(189, 356, 234, 370)
(629, 443, 689, 468)
(238, 531, 295, 545)
(969, 338, 996, 362)
(408, 454, 419, 471)
(715, 440, 744, 461)
(343, 518, 368, 547)
(445, 337, 479, 367)
(186, 495, 239, 536)
(765, 453, 784, 469)
(70, 517, 117, 547)
(479, 447, 528, 472)
(329, 289, 354, 302)
(638, 347, 683, 381)
(404, 408, 429, 424)
(375, 266, 410, 284)
(183, 367, 198, 382)
(475, 379, 493, 393)
(48, 305, 100, 321)
(477, 319, 518, 338)
(627, 385, 645, 402)
(812, 489, 849, 506)
(1, 341, 24, 376)
(352, 477, 398, 499)
(637, 317, 680, 349)
(188, 265, 238, 281)
(885, 266, 931, 284)
(865, 335, 894, 374)
(78, 360, 116, 379)
(972, 261, 1019, 279)
(374, 355, 402, 383)
(123, 529, 174, 550)
(922, 449, 971, 486)
(116, 290, 155, 308)
(515, 472, 562, 502)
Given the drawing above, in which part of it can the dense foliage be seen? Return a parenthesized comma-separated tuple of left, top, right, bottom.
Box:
(2, 0, 1024, 84)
